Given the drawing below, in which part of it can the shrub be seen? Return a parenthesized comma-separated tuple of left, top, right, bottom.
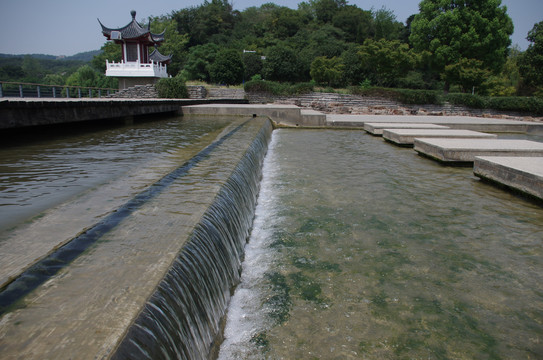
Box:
(349, 87, 442, 105)
(244, 79, 314, 96)
(156, 76, 188, 99)
(445, 93, 487, 109)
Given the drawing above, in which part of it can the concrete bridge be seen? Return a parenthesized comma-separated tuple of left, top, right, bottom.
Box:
(0, 98, 249, 130)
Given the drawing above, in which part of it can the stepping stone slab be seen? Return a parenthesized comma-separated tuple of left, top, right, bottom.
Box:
(474, 156, 543, 200)
(383, 129, 497, 146)
(364, 122, 449, 135)
(414, 139, 543, 163)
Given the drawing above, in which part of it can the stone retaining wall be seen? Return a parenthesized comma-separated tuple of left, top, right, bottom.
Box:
(247, 91, 541, 121)
(108, 85, 158, 99)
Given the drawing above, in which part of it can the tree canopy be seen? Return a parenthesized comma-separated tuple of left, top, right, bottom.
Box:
(4, 0, 541, 97)
(409, 0, 514, 90)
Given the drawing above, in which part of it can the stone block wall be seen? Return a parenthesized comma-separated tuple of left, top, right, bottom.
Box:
(246, 91, 539, 120)
(108, 85, 159, 99)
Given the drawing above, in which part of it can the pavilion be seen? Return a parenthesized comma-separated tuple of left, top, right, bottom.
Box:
(98, 10, 172, 90)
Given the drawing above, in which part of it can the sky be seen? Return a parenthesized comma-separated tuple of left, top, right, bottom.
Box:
(0, 0, 541, 56)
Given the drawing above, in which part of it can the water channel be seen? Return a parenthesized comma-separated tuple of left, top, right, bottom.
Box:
(219, 129, 543, 359)
(1, 118, 542, 359)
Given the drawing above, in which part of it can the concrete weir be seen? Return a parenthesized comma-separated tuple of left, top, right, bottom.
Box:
(182, 104, 327, 127)
(414, 138, 543, 163)
(474, 156, 543, 201)
(0, 117, 272, 359)
(382, 129, 497, 146)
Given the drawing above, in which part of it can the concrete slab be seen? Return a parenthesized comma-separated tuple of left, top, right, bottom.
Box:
(414, 138, 543, 163)
(326, 114, 543, 134)
(383, 129, 497, 146)
(364, 122, 449, 135)
(474, 156, 543, 201)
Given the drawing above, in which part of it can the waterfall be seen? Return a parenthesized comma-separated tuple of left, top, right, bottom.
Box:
(112, 121, 272, 360)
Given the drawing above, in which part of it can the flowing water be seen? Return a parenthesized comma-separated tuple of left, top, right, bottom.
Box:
(0, 116, 233, 233)
(2, 118, 543, 359)
(219, 129, 543, 359)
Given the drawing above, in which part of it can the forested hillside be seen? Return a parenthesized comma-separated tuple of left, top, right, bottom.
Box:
(1, 0, 542, 98)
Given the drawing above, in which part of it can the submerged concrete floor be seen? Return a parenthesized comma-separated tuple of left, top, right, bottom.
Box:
(0, 118, 269, 359)
(474, 156, 543, 201)
(383, 129, 497, 146)
(414, 138, 543, 163)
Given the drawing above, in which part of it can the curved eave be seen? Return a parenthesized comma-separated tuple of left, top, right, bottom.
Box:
(149, 49, 172, 65)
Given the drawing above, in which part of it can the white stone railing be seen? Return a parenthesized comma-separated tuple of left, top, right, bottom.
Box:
(105, 60, 168, 78)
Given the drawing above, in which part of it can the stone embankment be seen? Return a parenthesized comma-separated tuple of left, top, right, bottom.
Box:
(247, 92, 542, 122)
(108, 84, 158, 99)
(106, 84, 540, 122)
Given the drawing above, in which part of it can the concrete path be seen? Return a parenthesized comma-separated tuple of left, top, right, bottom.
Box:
(414, 139, 543, 163)
(383, 129, 497, 146)
(364, 122, 449, 135)
(326, 114, 543, 134)
(474, 156, 543, 201)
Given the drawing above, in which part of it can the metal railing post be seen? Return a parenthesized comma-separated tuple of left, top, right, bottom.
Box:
(37, 85, 41, 98)
(66, 87, 70, 98)
(0, 83, 3, 98)
(78, 88, 81, 98)
(89, 88, 92, 98)
(19, 84, 24, 98)
(52, 87, 56, 98)
(98, 89, 101, 98)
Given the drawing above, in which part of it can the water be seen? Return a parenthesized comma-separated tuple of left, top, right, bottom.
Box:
(112, 119, 272, 360)
(219, 129, 543, 359)
(0, 116, 233, 232)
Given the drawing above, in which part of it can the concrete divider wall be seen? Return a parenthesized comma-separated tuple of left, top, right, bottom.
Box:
(0, 118, 272, 359)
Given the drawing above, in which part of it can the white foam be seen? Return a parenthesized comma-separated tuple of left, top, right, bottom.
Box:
(218, 132, 283, 359)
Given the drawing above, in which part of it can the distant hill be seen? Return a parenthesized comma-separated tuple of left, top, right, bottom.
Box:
(0, 50, 101, 62)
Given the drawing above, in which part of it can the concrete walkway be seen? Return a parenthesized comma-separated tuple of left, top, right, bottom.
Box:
(382, 129, 497, 146)
(474, 156, 543, 200)
(413, 138, 543, 163)
(364, 122, 449, 135)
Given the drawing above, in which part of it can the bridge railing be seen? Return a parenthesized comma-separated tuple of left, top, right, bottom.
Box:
(0, 81, 118, 99)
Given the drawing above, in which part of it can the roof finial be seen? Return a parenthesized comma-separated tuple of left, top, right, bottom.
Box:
(130, 10, 136, 20)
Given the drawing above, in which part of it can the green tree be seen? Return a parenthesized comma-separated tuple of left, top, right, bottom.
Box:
(242, 51, 263, 81)
(263, 44, 303, 82)
(358, 39, 416, 87)
(310, 56, 344, 86)
(340, 45, 365, 86)
(182, 43, 219, 82)
(209, 48, 244, 85)
(373, 7, 403, 41)
(43, 74, 65, 86)
(310, 0, 346, 24)
(410, 0, 513, 91)
(519, 21, 543, 94)
(173, 0, 237, 47)
(332, 5, 374, 43)
(150, 16, 189, 76)
(442, 58, 490, 93)
(65, 65, 116, 92)
(22, 56, 44, 82)
(91, 42, 122, 74)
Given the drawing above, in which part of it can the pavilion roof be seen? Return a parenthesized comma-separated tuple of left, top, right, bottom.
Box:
(149, 48, 172, 64)
(98, 10, 165, 43)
